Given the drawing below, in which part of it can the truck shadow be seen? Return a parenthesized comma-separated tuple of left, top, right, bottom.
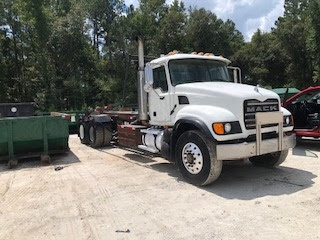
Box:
(0, 151, 80, 173)
(204, 161, 316, 200)
(149, 160, 316, 200)
(85, 141, 319, 200)
(292, 139, 319, 158)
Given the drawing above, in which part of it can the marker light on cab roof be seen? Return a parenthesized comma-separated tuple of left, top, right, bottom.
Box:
(168, 50, 179, 55)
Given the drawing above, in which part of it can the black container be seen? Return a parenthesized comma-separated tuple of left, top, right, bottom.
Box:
(0, 102, 35, 118)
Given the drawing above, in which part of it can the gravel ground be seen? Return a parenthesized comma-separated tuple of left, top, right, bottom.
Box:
(0, 135, 319, 240)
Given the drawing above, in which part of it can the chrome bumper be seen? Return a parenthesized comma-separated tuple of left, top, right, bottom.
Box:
(216, 112, 296, 161)
(216, 134, 296, 161)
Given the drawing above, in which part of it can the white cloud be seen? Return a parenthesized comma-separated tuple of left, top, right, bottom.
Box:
(213, 0, 255, 18)
(245, 0, 284, 40)
(125, 0, 139, 7)
(167, 0, 175, 5)
(124, 0, 285, 41)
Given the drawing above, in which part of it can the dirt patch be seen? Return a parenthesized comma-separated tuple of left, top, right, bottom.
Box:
(0, 135, 319, 239)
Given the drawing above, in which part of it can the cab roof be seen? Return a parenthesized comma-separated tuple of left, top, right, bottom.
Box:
(149, 53, 231, 65)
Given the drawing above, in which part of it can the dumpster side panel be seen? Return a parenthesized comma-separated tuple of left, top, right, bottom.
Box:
(0, 121, 8, 155)
(0, 116, 69, 161)
(12, 118, 43, 154)
(47, 117, 69, 151)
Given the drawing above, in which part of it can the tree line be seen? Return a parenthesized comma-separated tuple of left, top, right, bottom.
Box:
(0, 0, 319, 111)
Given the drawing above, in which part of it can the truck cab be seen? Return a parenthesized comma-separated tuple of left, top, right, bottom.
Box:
(140, 51, 295, 185)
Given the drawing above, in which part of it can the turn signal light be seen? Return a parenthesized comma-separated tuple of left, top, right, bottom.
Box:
(213, 123, 224, 135)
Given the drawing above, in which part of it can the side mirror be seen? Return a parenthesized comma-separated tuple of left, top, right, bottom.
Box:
(228, 66, 242, 84)
(144, 66, 154, 93)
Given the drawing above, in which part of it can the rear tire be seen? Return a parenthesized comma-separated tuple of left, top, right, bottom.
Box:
(249, 150, 288, 168)
(79, 122, 89, 144)
(103, 128, 112, 146)
(175, 130, 222, 186)
(89, 124, 104, 148)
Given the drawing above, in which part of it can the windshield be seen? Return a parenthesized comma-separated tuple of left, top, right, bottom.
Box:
(295, 90, 320, 102)
(168, 59, 231, 86)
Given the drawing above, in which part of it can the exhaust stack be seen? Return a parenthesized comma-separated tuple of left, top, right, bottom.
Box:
(137, 37, 148, 121)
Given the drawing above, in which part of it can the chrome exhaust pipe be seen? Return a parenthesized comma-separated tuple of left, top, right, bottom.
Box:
(137, 37, 148, 121)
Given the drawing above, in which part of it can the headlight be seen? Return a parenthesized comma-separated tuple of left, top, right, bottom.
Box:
(285, 116, 290, 125)
(212, 122, 242, 135)
(224, 123, 232, 133)
(283, 115, 292, 127)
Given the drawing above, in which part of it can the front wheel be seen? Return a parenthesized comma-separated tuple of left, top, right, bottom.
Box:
(175, 130, 222, 186)
(249, 150, 289, 168)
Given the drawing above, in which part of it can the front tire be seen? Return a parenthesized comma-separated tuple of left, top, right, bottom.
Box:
(249, 150, 288, 168)
(175, 130, 222, 186)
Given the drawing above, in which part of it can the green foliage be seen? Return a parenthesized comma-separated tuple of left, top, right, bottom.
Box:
(2, 0, 320, 111)
(273, 0, 312, 89)
(306, 0, 320, 84)
(156, 0, 186, 53)
(234, 30, 288, 87)
(234, 0, 320, 89)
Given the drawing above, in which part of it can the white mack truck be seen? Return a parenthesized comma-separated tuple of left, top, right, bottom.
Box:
(78, 38, 296, 186)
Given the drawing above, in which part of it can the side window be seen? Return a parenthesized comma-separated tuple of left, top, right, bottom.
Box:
(153, 66, 168, 92)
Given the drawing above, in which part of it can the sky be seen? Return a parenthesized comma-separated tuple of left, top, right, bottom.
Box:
(124, 0, 285, 41)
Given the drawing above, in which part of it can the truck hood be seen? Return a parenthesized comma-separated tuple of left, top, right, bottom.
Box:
(175, 82, 280, 104)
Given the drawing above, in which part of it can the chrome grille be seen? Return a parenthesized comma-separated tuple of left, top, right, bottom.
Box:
(244, 99, 279, 129)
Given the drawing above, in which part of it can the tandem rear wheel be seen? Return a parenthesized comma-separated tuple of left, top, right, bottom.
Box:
(79, 122, 89, 144)
(79, 122, 112, 148)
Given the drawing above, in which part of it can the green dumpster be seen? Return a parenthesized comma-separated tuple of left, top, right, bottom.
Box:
(271, 88, 300, 102)
(36, 111, 85, 134)
(64, 111, 85, 134)
(0, 116, 69, 167)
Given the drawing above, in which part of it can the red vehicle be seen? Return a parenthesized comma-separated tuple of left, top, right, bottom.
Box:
(284, 86, 320, 139)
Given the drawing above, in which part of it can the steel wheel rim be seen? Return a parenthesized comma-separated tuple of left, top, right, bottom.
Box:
(79, 125, 85, 139)
(182, 142, 203, 174)
(89, 126, 95, 142)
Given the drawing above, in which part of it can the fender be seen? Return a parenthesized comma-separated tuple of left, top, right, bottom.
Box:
(280, 107, 292, 116)
(169, 117, 217, 161)
(173, 117, 214, 140)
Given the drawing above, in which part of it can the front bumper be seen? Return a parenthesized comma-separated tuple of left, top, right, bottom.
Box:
(216, 112, 296, 161)
(216, 134, 296, 160)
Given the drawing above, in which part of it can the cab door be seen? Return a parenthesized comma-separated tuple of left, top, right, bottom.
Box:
(148, 65, 171, 124)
